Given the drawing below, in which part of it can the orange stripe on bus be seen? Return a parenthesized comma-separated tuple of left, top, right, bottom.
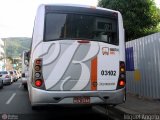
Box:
(91, 57, 97, 91)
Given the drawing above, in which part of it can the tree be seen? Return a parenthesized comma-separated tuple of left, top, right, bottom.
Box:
(98, 0, 160, 41)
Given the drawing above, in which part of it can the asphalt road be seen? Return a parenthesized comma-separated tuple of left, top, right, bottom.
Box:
(0, 79, 110, 120)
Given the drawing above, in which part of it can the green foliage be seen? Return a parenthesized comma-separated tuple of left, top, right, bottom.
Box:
(2, 37, 31, 58)
(98, 0, 160, 41)
(6, 56, 13, 63)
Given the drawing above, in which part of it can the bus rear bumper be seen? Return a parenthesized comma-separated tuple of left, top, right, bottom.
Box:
(29, 86, 126, 106)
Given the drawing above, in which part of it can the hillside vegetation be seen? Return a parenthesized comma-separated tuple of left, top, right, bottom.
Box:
(2, 37, 31, 58)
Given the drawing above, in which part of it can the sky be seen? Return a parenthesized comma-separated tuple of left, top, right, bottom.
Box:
(0, 0, 159, 38)
(155, 0, 160, 7)
(0, 0, 98, 38)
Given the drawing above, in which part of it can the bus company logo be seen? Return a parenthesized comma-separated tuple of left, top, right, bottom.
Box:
(2, 114, 8, 120)
(110, 48, 119, 55)
(102, 47, 109, 55)
(40, 41, 100, 90)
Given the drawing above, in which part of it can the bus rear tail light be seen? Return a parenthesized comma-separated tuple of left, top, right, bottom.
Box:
(35, 65, 41, 71)
(120, 61, 125, 73)
(120, 73, 125, 78)
(35, 79, 43, 87)
(120, 68, 125, 72)
(35, 72, 41, 78)
(35, 59, 41, 64)
(117, 61, 126, 89)
(33, 58, 44, 88)
(119, 80, 125, 87)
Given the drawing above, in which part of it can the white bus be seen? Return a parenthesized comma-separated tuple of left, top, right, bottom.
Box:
(21, 51, 29, 89)
(28, 4, 126, 109)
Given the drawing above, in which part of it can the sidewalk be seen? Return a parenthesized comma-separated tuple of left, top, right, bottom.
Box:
(115, 93, 160, 114)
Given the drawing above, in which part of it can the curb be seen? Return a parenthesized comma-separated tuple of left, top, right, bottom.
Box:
(115, 105, 140, 114)
(93, 105, 125, 120)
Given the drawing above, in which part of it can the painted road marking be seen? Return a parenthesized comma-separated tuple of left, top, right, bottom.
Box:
(6, 93, 16, 105)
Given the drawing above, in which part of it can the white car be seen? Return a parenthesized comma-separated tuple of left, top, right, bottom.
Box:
(0, 71, 12, 85)
(9, 71, 16, 82)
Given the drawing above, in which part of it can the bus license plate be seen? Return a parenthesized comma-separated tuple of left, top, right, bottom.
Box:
(73, 97, 90, 104)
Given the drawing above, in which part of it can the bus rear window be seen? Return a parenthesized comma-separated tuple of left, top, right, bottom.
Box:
(44, 13, 118, 45)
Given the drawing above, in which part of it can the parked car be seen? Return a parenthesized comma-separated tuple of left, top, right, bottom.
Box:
(0, 71, 12, 85)
(9, 71, 17, 82)
(17, 71, 21, 78)
(14, 70, 19, 80)
(8, 71, 14, 83)
(0, 78, 3, 89)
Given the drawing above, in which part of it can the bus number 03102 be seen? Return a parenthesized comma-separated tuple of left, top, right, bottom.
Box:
(101, 70, 116, 76)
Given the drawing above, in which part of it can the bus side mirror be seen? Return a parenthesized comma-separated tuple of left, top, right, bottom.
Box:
(22, 73, 25, 77)
(24, 51, 30, 66)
